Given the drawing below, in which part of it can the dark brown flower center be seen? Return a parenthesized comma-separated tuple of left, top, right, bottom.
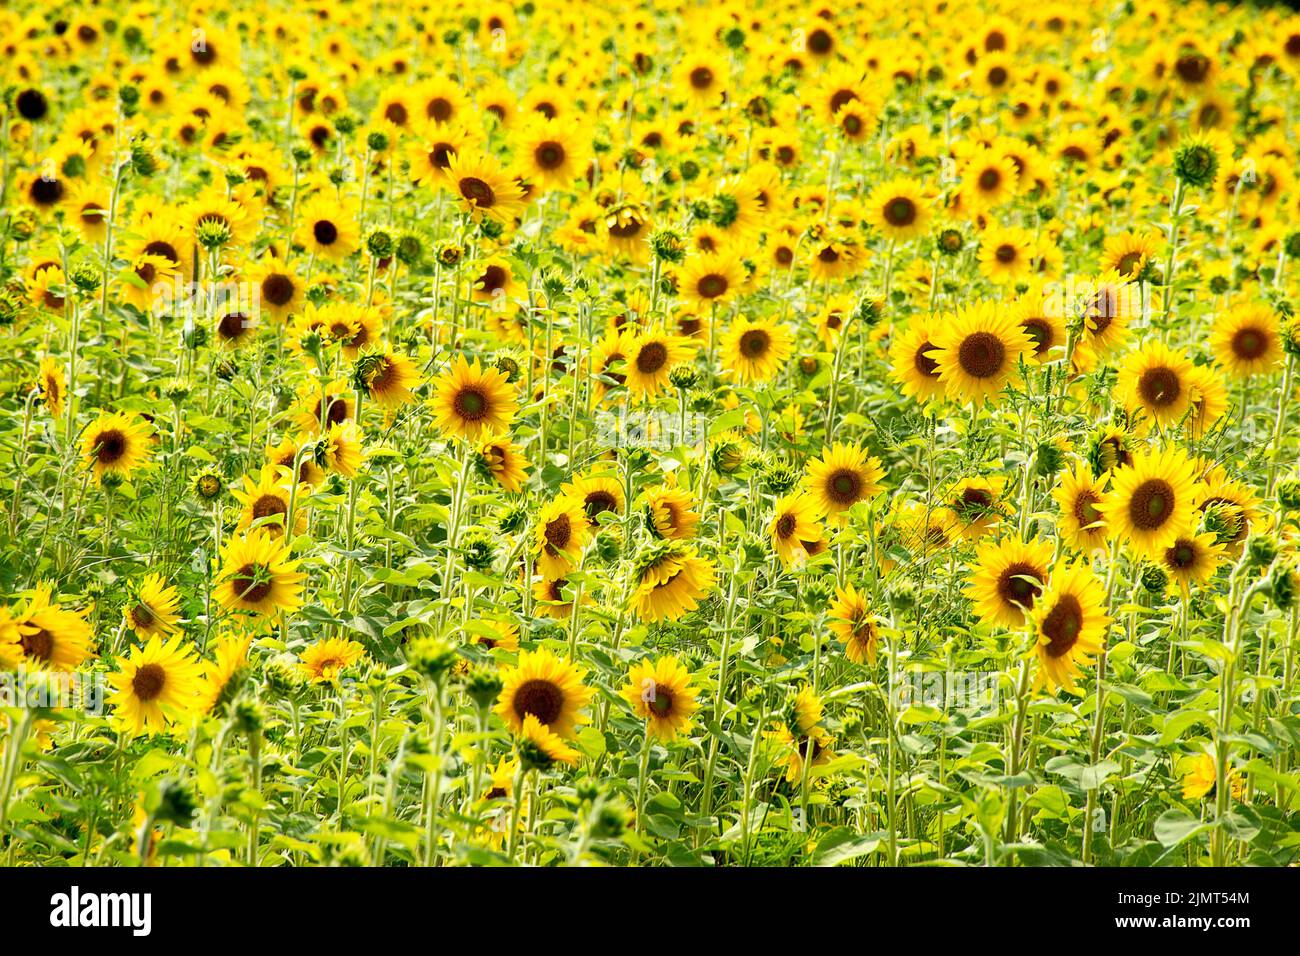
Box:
(957, 331, 1005, 378)
(776, 513, 797, 538)
(636, 341, 668, 374)
(997, 561, 1043, 609)
(1166, 540, 1197, 570)
(584, 491, 618, 517)
(740, 328, 770, 357)
(689, 66, 714, 90)
(313, 220, 339, 246)
(1041, 594, 1083, 658)
(233, 563, 273, 603)
(1231, 327, 1267, 360)
(534, 141, 565, 170)
(544, 513, 572, 549)
(826, 469, 861, 504)
(514, 678, 564, 725)
(252, 494, 286, 522)
(1129, 478, 1175, 531)
(1138, 366, 1181, 407)
(884, 197, 916, 226)
(132, 662, 166, 702)
(262, 273, 294, 306)
(696, 274, 728, 298)
(95, 429, 127, 464)
(20, 628, 54, 661)
(914, 341, 940, 378)
(453, 387, 487, 420)
(459, 176, 496, 208)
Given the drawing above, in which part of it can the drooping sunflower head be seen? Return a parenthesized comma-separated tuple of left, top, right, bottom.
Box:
(629, 542, 716, 623)
(769, 493, 825, 568)
(1053, 462, 1110, 554)
(533, 496, 591, 578)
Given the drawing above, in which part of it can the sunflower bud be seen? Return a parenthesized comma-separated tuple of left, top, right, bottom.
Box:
(196, 217, 231, 249)
(498, 502, 528, 534)
(149, 779, 198, 828)
(493, 353, 522, 383)
(69, 263, 101, 293)
(437, 243, 464, 268)
(710, 434, 748, 476)
(264, 656, 308, 702)
(366, 229, 394, 260)
(1034, 441, 1066, 478)
(802, 577, 835, 611)
(194, 471, 225, 501)
(590, 800, 628, 840)
(233, 699, 264, 736)
(594, 527, 623, 563)
(1201, 503, 1243, 546)
(1173, 140, 1218, 188)
(407, 636, 458, 684)
(366, 130, 388, 153)
(1269, 559, 1298, 611)
(1245, 534, 1278, 568)
(668, 364, 699, 391)
(464, 666, 504, 712)
(1276, 477, 1300, 511)
(888, 582, 918, 614)
(760, 459, 801, 496)
(1139, 564, 1168, 595)
(395, 233, 424, 266)
(937, 227, 964, 256)
(649, 228, 687, 263)
(460, 531, 497, 571)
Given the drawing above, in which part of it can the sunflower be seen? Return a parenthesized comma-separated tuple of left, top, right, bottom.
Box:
(107, 636, 203, 736)
(198, 631, 253, 715)
(442, 150, 526, 223)
(123, 574, 183, 639)
(804, 443, 884, 518)
(946, 476, 1008, 539)
(864, 177, 931, 242)
(407, 121, 479, 186)
(1186, 364, 1228, 439)
(214, 528, 306, 616)
(355, 349, 420, 408)
(827, 583, 882, 664)
(644, 484, 699, 540)
(674, 52, 726, 107)
(625, 333, 695, 398)
(1007, 285, 1068, 364)
(560, 472, 625, 521)
(81, 412, 152, 482)
(294, 194, 360, 261)
(621, 656, 700, 742)
(517, 114, 590, 190)
(602, 199, 652, 261)
(516, 714, 581, 768)
(244, 255, 304, 323)
(766, 687, 834, 783)
(1053, 463, 1110, 553)
(927, 301, 1032, 406)
(722, 319, 794, 384)
(976, 224, 1035, 284)
(962, 148, 1019, 210)
(267, 435, 326, 486)
(1196, 464, 1263, 557)
(470, 618, 520, 653)
(966, 537, 1054, 629)
(629, 543, 716, 622)
(323, 420, 365, 478)
(478, 435, 530, 493)
(1075, 272, 1136, 367)
(1117, 341, 1196, 429)
(299, 637, 365, 684)
(770, 493, 825, 568)
(7, 584, 94, 671)
(1161, 531, 1225, 594)
(889, 318, 947, 404)
(1097, 446, 1199, 559)
(36, 356, 65, 418)
(1210, 302, 1282, 378)
(430, 355, 518, 440)
(1100, 230, 1160, 281)
(1032, 560, 1111, 693)
(293, 378, 355, 433)
(495, 648, 593, 739)
(232, 464, 305, 536)
(531, 576, 588, 620)
(534, 496, 591, 578)
(678, 252, 745, 307)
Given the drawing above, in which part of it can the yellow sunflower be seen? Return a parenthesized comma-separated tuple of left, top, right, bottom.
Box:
(621, 656, 700, 742)
(478, 435, 531, 493)
(495, 648, 594, 739)
(7, 584, 94, 671)
(629, 543, 716, 622)
(430, 355, 518, 440)
(927, 301, 1033, 406)
(442, 150, 527, 223)
(107, 635, 204, 736)
(804, 443, 885, 518)
(1117, 340, 1196, 430)
(770, 493, 825, 568)
(214, 528, 306, 616)
(534, 497, 591, 578)
(678, 252, 745, 307)
(965, 536, 1054, 629)
(889, 317, 947, 404)
(1032, 560, 1111, 694)
(1053, 463, 1110, 554)
(294, 193, 360, 261)
(625, 333, 695, 398)
(722, 319, 794, 384)
(81, 412, 152, 482)
(1161, 531, 1225, 594)
(232, 464, 305, 537)
(300, 637, 366, 684)
(827, 583, 882, 664)
(644, 484, 700, 540)
(122, 574, 183, 639)
(1210, 302, 1282, 378)
(1097, 446, 1199, 559)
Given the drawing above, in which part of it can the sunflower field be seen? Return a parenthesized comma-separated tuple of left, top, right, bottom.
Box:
(2, 0, 1300, 871)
